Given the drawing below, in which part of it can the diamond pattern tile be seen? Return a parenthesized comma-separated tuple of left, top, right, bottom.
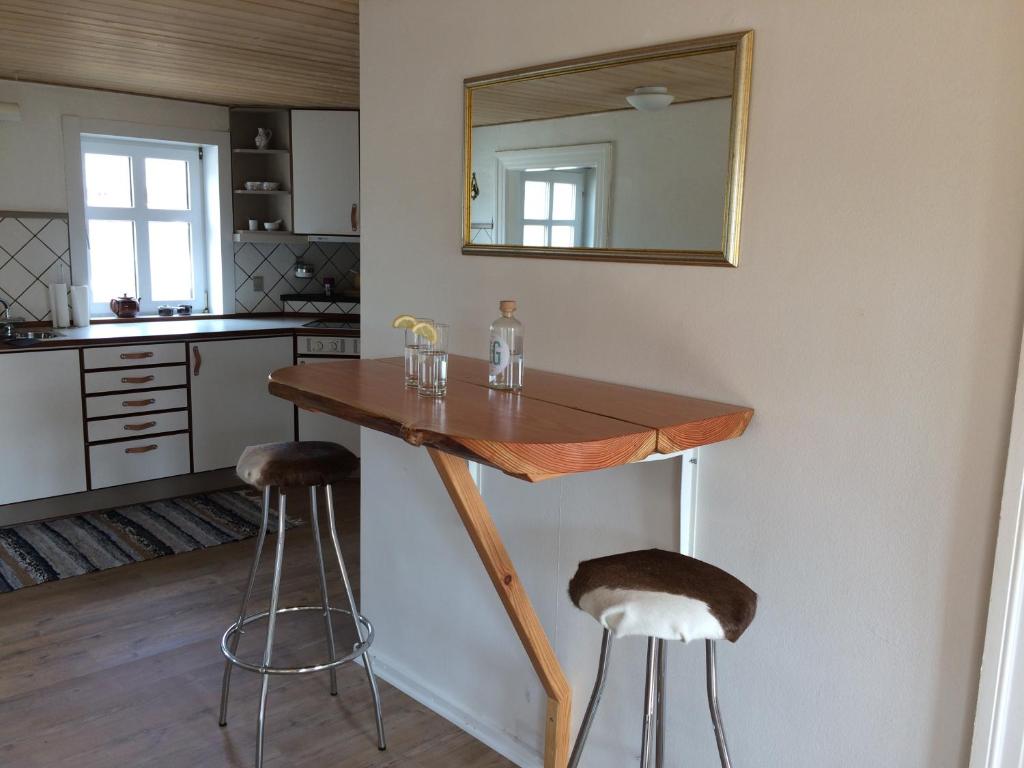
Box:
(18, 282, 53, 320)
(36, 219, 70, 255)
(267, 245, 297, 276)
(234, 243, 263, 276)
(0, 218, 33, 257)
(0, 259, 36, 300)
(16, 218, 49, 235)
(0, 217, 72, 321)
(15, 238, 61, 275)
(232, 240, 359, 316)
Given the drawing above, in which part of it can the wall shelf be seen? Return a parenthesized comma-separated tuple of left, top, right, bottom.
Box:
(233, 230, 307, 244)
(230, 107, 293, 234)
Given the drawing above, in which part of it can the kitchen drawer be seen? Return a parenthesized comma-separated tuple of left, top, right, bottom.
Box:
(86, 387, 188, 419)
(89, 433, 191, 489)
(87, 410, 189, 443)
(84, 365, 186, 394)
(83, 343, 186, 370)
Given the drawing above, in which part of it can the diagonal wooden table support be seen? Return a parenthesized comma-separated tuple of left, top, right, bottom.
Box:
(270, 358, 752, 766)
(428, 448, 572, 768)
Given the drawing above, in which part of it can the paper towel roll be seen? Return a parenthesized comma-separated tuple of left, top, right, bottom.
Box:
(70, 285, 89, 327)
(49, 283, 70, 328)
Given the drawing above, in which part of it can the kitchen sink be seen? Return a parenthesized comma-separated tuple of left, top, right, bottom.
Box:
(3, 329, 64, 347)
(9, 330, 63, 340)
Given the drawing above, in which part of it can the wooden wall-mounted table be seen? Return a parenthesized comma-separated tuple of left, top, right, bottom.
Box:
(269, 355, 752, 767)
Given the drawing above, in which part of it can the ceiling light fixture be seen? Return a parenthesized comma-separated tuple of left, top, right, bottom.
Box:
(626, 86, 673, 112)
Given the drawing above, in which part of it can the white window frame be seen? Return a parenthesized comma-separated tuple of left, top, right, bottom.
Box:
(514, 169, 587, 247)
(63, 117, 234, 316)
(494, 143, 613, 247)
(80, 136, 206, 316)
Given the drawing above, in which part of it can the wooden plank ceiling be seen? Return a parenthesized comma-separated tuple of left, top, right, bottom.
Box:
(472, 50, 735, 127)
(0, 0, 359, 108)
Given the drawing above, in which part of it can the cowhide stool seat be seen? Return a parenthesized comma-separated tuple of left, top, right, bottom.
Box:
(218, 441, 386, 768)
(567, 548, 757, 768)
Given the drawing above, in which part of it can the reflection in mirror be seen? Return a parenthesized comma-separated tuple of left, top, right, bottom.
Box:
(463, 32, 752, 265)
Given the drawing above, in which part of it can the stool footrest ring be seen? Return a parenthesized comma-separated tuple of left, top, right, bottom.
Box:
(221, 605, 374, 675)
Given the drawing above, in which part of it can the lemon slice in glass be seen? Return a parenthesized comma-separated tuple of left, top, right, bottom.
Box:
(392, 314, 417, 329)
(411, 321, 438, 344)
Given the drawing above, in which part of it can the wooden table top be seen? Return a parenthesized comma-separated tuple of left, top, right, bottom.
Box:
(269, 356, 752, 482)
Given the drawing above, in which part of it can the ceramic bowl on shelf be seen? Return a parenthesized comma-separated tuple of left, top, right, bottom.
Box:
(261, 181, 281, 191)
(263, 220, 282, 231)
(244, 181, 260, 191)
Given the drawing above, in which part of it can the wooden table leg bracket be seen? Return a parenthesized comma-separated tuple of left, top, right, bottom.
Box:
(428, 448, 572, 768)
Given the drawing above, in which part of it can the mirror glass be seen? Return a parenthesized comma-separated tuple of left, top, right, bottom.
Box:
(463, 33, 752, 265)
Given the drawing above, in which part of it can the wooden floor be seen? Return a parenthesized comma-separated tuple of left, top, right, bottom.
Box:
(0, 479, 514, 768)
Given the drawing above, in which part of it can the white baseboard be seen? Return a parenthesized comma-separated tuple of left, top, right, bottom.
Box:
(367, 651, 543, 768)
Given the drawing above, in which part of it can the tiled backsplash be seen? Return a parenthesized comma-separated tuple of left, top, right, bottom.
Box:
(0, 215, 71, 321)
(234, 240, 359, 313)
(1, 220, 358, 320)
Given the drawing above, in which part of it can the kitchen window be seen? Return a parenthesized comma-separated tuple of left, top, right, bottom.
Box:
(495, 143, 611, 248)
(519, 169, 587, 247)
(81, 137, 206, 315)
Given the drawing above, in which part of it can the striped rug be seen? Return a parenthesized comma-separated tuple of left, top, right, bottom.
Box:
(0, 490, 298, 593)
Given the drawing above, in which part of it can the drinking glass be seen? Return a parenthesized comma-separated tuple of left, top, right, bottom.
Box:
(417, 323, 449, 398)
(404, 317, 432, 387)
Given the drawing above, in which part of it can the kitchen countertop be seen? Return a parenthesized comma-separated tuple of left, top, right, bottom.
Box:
(1, 316, 358, 352)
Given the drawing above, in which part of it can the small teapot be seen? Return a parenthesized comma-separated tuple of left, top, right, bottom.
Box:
(255, 127, 273, 150)
(110, 294, 140, 318)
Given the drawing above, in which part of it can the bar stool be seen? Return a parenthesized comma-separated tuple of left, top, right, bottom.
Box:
(218, 441, 386, 768)
(567, 548, 757, 768)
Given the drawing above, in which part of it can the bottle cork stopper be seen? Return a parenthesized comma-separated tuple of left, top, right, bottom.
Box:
(499, 300, 517, 313)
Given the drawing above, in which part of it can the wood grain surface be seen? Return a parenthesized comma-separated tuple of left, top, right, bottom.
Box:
(377, 355, 754, 456)
(0, 0, 359, 107)
(0, 481, 512, 768)
(269, 359, 659, 481)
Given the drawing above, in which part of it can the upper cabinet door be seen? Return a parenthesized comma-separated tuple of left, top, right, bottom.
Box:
(292, 110, 360, 235)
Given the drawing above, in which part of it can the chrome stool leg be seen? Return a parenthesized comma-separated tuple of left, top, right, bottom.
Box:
(567, 628, 614, 768)
(640, 637, 659, 768)
(255, 491, 288, 768)
(706, 640, 733, 768)
(219, 486, 271, 727)
(655, 639, 666, 768)
(325, 483, 387, 751)
(309, 486, 339, 696)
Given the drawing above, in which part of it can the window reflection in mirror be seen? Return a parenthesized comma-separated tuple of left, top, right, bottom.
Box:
(464, 32, 753, 265)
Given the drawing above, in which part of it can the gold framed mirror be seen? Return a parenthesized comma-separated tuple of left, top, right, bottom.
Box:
(463, 31, 753, 266)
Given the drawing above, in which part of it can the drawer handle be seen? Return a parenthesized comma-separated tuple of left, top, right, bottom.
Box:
(123, 421, 157, 432)
(120, 351, 154, 360)
(122, 398, 156, 407)
(121, 375, 155, 384)
(125, 444, 158, 454)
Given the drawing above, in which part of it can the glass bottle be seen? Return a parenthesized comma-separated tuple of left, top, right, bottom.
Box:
(488, 299, 523, 391)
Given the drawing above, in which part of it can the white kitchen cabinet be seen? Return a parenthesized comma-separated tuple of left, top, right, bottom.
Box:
(292, 109, 359, 235)
(190, 337, 294, 472)
(0, 350, 87, 506)
(296, 358, 360, 456)
(89, 433, 191, 490)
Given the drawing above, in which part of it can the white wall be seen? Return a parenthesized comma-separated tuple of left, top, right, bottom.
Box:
(471, 98, 731, 250)
(359, 1, 1024, 766)
(0, 79, 227, 213)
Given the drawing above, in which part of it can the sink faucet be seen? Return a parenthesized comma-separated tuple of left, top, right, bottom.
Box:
(0, 299, 24, 337)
